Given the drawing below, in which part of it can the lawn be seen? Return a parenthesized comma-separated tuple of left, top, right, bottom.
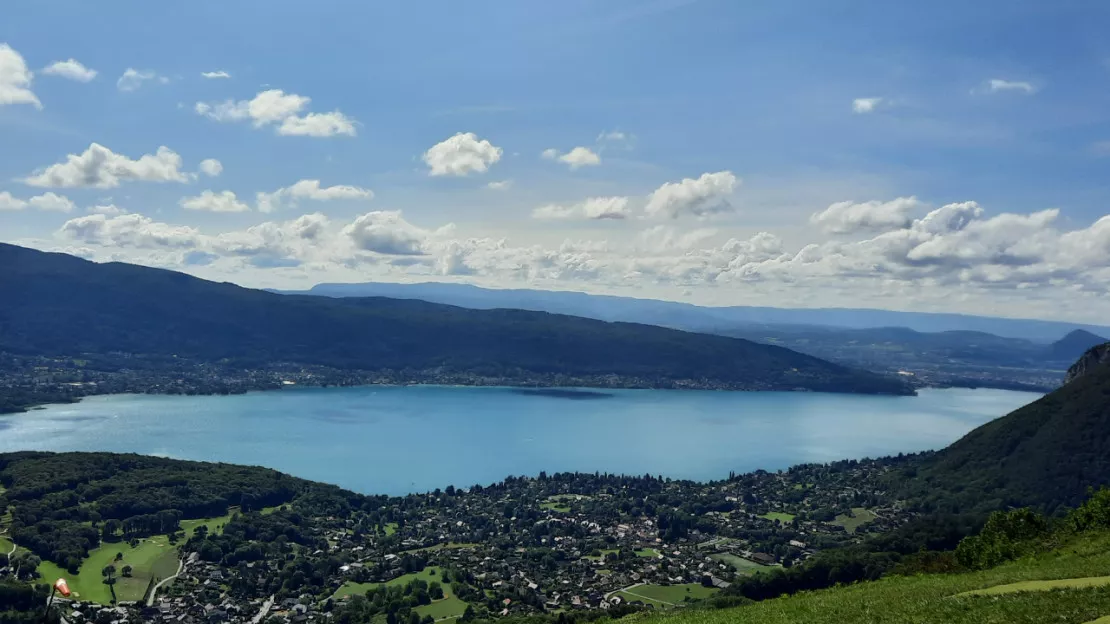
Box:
(384, 522, 398, 536)
(829, 507, 878, 534)
(180, 510, 236, 537)
(540, 502, 572, 512)
(0, 536, 14, 555)
(583, 549, 619, 561)
(649, 530, 1110, 624)
(334, 566, 447, 599)
(759, 512, 796, 524)
(37, 535, 180, 603)
(403, 542, 480, 554)
(415, 595, 469, 620)
(636, 548, 662, 558)
(711, 553, 772, 575)
(617, 584, 717, 607)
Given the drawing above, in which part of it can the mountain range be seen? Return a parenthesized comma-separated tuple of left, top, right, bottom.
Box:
(0, 243, 910, 396)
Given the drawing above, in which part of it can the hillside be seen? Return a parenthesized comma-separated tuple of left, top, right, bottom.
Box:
(902, 341, 1110, 515)
(0, 243, 910, 397)
(1050, 329, 1108, 362)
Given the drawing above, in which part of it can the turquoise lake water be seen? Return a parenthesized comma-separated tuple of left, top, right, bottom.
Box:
(0, 386, 1041, 495)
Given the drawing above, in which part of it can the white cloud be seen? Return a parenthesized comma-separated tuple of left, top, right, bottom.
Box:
(486, 180, 512, 191)
(0, 192, 25, 211)
(810, 197, 924, 234)
(117, 68, 167, 91)
(42, 59, 97, 82)
(533, 196, 630, 220)
(852, 97, 883, 113)
(28, 192, 76, 213)
(199, 159, 223, 177)
(24, 143, 189, 188)
(180, 190, 251, 213)
(644, 171, 739, 219)
(195, 89, 356, 137)
(59, 213, 202, 249)
(423, 132, 503, 176)
(201, 70, 231, 79)
(0, 44, 40, 108)
(542, 146, 602, 169)
(343, 210, 439, 255)
(88, 204, 127, 215)
(987, 79, 1036, 94)
(277, 111, 356, 137)
(256, 179, 373, 213)
(598, 130, 628, 142)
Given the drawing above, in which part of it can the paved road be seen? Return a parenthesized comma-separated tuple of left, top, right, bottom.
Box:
(250, 595, 275, 624)
(146, 558, 185, 606)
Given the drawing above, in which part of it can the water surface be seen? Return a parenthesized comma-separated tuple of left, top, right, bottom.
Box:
(0, 386, 1041, 495)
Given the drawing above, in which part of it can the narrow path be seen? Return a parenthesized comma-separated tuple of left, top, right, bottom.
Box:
(146, 558, 185, 606)
(605, 581, 644, 600)
(249, 595, 275, 624)
(618, 589, 678, 607)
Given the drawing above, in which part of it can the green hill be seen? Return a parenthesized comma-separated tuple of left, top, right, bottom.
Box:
(0, 243, 910, 400)
(902, 341, 1110, 515)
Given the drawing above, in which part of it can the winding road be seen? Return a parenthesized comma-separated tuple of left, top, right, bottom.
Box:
(146, 558, 185, 606)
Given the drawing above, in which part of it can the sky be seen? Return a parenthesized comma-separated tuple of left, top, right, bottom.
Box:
(2, 0, 1110, 322)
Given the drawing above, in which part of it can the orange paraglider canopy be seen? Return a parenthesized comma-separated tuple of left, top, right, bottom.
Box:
(53, 578, 71, 597)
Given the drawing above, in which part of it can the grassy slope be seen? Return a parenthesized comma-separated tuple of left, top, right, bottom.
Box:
(643, 531, 1110, 624)
(37, 535, 178, 603)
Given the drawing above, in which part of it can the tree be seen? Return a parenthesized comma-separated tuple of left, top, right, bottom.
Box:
(115, 552, 124, 561)
(122, 565, 133, 577)
(102, 564, 117, 585)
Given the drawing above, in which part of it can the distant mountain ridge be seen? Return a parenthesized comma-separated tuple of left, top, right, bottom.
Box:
(0, 243, 911, 396)
(284, 281, 1110, 342)
(1049, 329, 1107, 362)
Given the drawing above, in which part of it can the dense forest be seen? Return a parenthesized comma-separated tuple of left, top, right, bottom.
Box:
(0, 243, 910, 397)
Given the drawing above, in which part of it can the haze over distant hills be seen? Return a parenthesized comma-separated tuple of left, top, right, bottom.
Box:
(287, 282, 1110, 343)
(0, 243, 911, 398)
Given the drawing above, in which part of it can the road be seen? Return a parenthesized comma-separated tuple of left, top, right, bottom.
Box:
(146, 558, 185, 606)
(249, 595, 275, 624)
(605, 582, 683, 607)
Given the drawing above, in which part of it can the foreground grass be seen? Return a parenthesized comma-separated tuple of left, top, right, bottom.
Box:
(642, 531, 1110, 624)
(958, 576, 1110, 597)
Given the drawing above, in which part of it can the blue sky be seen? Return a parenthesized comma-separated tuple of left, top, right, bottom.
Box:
(2, 0, 1110, 321)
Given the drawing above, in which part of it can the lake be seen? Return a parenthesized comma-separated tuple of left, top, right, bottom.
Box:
(0, 386, 1041, 496)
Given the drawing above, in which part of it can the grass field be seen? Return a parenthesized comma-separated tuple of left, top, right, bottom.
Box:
(710, 553, 772, 575)
(636, 548, 662, 558)
(829, 507, 878, 534)
(958, 576, 1110, 597)
(759, 512, 796, 524)
(584, 549, 619, 561)
(334, 566, 447, 599)
(384, 522, 398, 536)
(415, 595, 468, 619)
(540, 502, 571, 512)
(37, 535, 180, 603)
(645, 530, 1110, 624)
(617, 584, 717, 607)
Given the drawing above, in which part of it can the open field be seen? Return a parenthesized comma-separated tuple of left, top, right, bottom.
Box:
(617, 584, 717, 607)
(540, 501, 571, 512)
(384, 522, 398, 536)
(759, 512, 795, 524)
(710, 553, 772, 575)
(829, 507, 878, 534)
(584, 549, 619, 561)
(636, 548, 661, 558)
(648, 530, 1110, 624)
(334, 566, 447, 599)
(415, 595, 468, 619)
(37, 535, 180, 603)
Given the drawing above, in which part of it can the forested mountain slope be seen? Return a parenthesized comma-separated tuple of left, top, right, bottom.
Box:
(0, 243, 910, 395)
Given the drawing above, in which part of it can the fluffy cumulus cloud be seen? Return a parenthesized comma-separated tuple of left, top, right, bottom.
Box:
(644, 171, 739, 219)
(256, 179, 373, 213)
(342, 210, 442, 255)
(42, 59, 97, 82)
(542, 146, 601, 169)
(533, 196, 630, 220)
(423, 132, 502, 176)
(0, 191, 74, 212)
(0, 43, 40, 108)
(810, 197, 923, 234)
(987, 79, 1036, 94)
(195, 89, 356, 137)
(180, 190, 251, 213)
(852, 97, 883, 113)
(201, 70, 231, 79)
(116, 68, 167, 91)
(198, 158, 223, 177)
(23, 143, 190, 188)
(59, 213, 202, 249)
